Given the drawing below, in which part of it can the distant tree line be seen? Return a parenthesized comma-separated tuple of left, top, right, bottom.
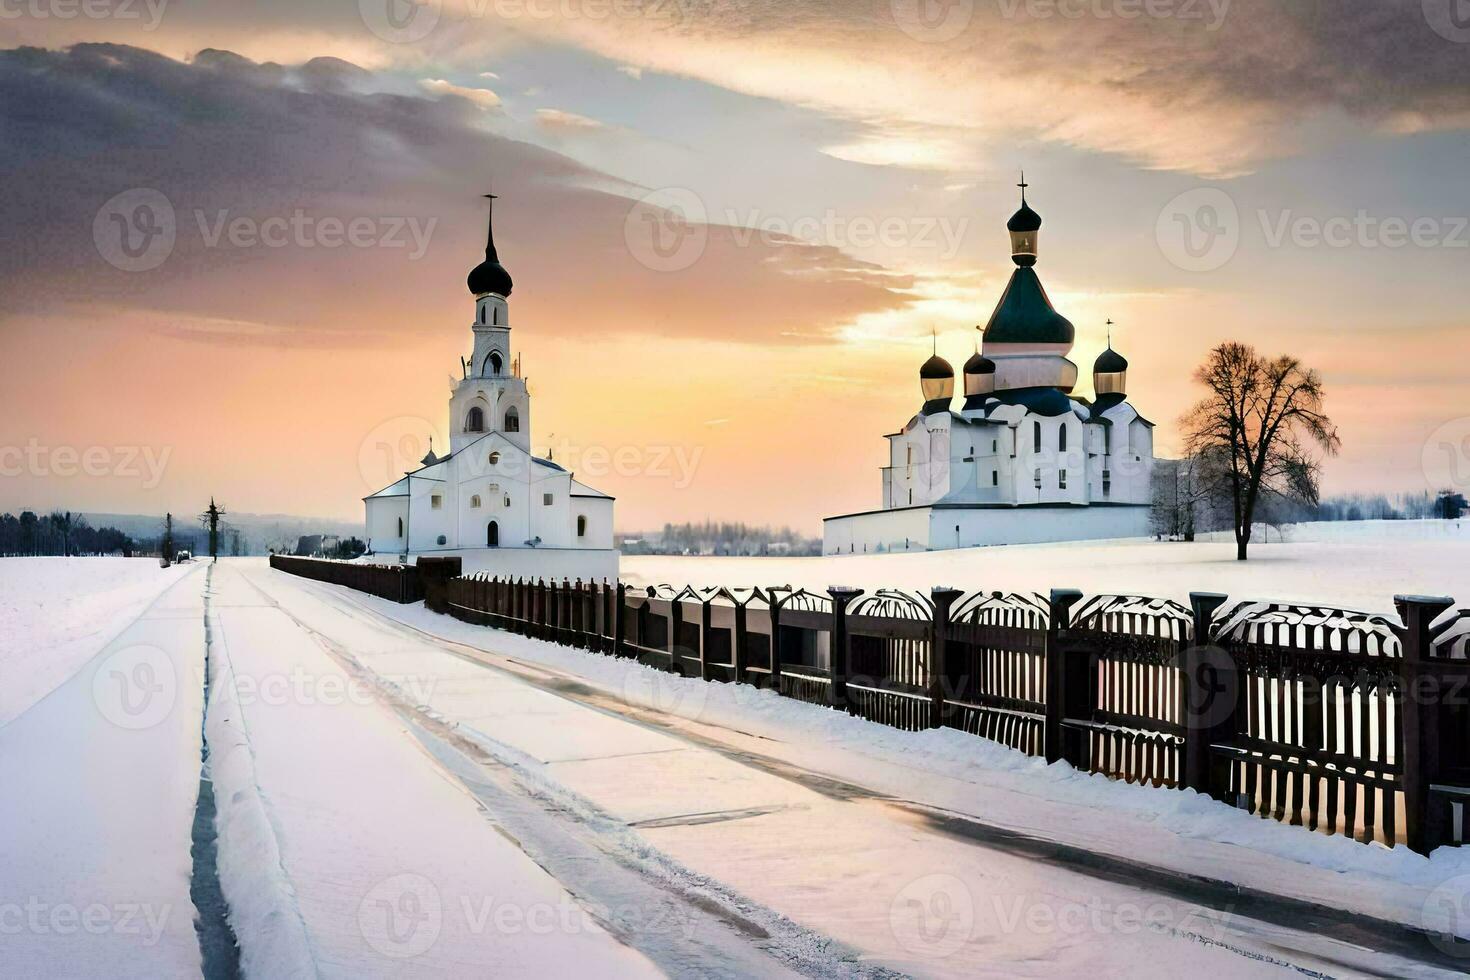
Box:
(0, 511, 137, 557)
(618, 521, 822, 557)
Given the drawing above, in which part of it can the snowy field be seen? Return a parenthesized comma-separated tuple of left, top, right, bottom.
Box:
(0, 557, 194, 723)
(623, 520, 1470, 611)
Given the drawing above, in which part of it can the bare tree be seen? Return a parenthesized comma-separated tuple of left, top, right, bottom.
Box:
(1181, 342, 1340, 560)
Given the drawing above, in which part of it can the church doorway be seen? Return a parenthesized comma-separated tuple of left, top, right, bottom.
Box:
(487, 521, 499, 547)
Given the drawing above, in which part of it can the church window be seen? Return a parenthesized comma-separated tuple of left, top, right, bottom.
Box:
(486, 352, 502, 376)
(431, 494, 442, 510)
(992, 439, 997, 453)
(396, 517, 404, 537)
(992, 471, 998, 486)
(1059, 471, 1067, 490)
(543, 492, 553, 506)
(504, 407, 520, 432)
(470, 495, 481, 508)
(436, 535, 446, 546)
(907, 489, 912, 505)
(465, 406, 485, 432)
(488, 451, 500, 465)
(1033, 469, 1041, 489)
(1058, 425, 1067, 452)
(1033, 421, 1042, 448)
(577, 515, 587, 537)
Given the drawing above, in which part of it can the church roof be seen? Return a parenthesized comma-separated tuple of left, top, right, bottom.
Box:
(983, 267, 1075, 346)
(1094, 347, 1128, 373)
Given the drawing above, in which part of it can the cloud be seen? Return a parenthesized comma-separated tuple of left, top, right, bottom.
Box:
(534, 108, 607, 131)
(615, 65, 642, 80)
(420, 77, 502, 109)
(0, 43, 910, 347)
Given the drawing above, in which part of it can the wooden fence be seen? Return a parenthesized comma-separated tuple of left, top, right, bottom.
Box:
(269, 558, 1470, 855)
(268, 554, 423, 603)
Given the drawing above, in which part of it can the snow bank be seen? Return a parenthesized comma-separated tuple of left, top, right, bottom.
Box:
(203, 587, 318, 980)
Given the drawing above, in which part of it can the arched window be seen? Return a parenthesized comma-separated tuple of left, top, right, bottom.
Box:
(396, 517, 404, 537)
(488, 451, 500, 466)
(470, 495, 481, 508)
(464, 406, 485, 432)
(487, 521, 499, 547)
(1058, 424, 1067, 452)
(1033, 420, 1042, 448)
(504, 407, 520, 432)
(577, 515, 587, 538)
(486, 351, 502, 376)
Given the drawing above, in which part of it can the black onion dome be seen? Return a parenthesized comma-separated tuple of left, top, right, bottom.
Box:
(467, 196, 513, 297)
(1006, 200, 1042, 233)
(1094, 347, 1128, 373)
(920, 354, 954, 379)
(963, 351, 996, 375)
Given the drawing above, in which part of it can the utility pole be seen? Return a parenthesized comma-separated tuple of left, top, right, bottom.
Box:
(200, 498, 226, 562)
(162, 513, 175, 562)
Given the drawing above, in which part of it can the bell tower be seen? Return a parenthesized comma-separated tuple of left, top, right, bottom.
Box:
(451, 194, 531, 454)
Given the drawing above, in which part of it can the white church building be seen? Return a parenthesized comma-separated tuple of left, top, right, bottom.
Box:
(364, 197, 617, 578)
(824, 185, 1155, 554)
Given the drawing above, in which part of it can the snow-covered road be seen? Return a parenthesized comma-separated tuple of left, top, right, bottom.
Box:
(219, 558, 1470, 979)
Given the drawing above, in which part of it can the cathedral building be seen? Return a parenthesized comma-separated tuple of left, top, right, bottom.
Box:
(823, 185, 1154, 554)
(364, 198, 617, 576)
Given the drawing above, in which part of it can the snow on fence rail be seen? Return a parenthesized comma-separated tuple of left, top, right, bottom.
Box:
(267, 556, 1470, 856)
(268, 555, 423, 603)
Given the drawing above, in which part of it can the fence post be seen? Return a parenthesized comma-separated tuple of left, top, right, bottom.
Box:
(1397, 594, 1456, 855)
(572, 578, 584, 648)
(828, 587, 864, 713)
(1044, 588, 1084, 765)
(930, 587, 963, 730)
(768, 588, 785, 689)
(613, 582, 627, 658)
(1182, 592, 1231, 798)
(700, 593, 715, 682)
(732, 595, 749, 684)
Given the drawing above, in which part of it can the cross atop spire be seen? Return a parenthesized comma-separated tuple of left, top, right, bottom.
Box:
(482, 192, 499, 261)
(1106, 318, 1114, 347)
(1017, 170, 1028, 203)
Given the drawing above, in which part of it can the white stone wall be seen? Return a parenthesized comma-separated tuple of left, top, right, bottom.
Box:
(823, 503, 1152, 553)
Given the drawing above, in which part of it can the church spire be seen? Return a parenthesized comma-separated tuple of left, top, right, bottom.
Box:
(467, 193, 514, 298)
(1006, 171, 1042, 267)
